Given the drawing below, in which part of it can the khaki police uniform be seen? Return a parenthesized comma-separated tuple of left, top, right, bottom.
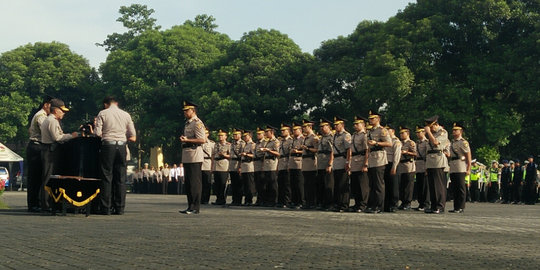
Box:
(398, 138, 416, 208)
(181, 115, 206, 212)
(384, 135, 401, 212)
(317, 133, 334, 208)
(229, 138, 245, 205)
(262, 136, 280, 205)
(289, 135, 305, 207)
(253, 138, 266, 205)
(212, 142, 230, 205)
(277, 136, 293, 206)
(350, 130, 369, 211)
(27, 108, 48, 211)
(415, 137, 430, 209)
(201, 139, 215, 204)
(332, 130, 351, 211)
(425, 126, 449, 212)
(240, 140, 256, 204)
(302, 133, 319, 208)
(449, 137, 470, 211)
(367, 125, 390, 211)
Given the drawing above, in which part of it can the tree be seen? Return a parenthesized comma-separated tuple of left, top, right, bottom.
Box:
(184, 14, 218, 33)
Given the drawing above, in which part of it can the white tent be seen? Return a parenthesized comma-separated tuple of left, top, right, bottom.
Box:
(0, 142, 24, 162)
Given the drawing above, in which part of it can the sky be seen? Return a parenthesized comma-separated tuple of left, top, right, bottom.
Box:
(0, 0, 415, 68)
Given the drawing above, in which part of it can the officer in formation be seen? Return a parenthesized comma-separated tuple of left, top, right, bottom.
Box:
(201, 128, 215, 204)
(397, 126, 416, 210)
(240, 130, 256, 205)
(447, 122, 471, 213)
(212, 129, 230, 205)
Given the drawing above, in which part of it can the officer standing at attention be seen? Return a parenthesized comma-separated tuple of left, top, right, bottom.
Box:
(26, 95, 52, 212)
(288, 122, 305, 209)
(201, 128, 215, 204)
(397, 126, 416, 210)
(179, 101, 206, 215)
(253, 128, 266, 206)
(239, 130, 256, 205)
(469, 160, 481, 202)
(512, 160, 524, 204)
(228, 128, 245, 206)
(347, 116, 369, 212)
(524, 155, 538, 205)
(365, 111, 391, 213)
(414, 126, 430, 211)
(447, 122, 471, 213)
(424, 115, 449, 214)
(261, 125, 280, 206)
(95, 96, 136, 215)
(332, 116, 351, 212)
(212, 129, 230, 205)
(40, 98, 78, 213)
(500, 160, 512, 204)
(317, 118, 334, 211)
(487, 161, 500, 203)
(277, 124, 293, 208)
(300, 120, 319, 209)
(383, 124, 401, 212)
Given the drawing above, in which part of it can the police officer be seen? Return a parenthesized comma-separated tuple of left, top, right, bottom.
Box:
(253, 128, 266, 206)
(240, 130, 256, 205)
(487, 161, 500, 203)
(288, 122, 305, 209)
(347, 116, 369, 212)
(179, 101, 206, 215)
(228, 128, 245, 206)
(512, 160, 524, 204)
(261, 125, 280, 206)
(414, 126, 430, 211)
(447, 122, 471, 213)
(201, 128, 215, 204)
(40, 98, 78, 213)
(469, 160, 481, 202)
(500, 160, 512, 204)
(317, 118, 334, 211)
(332, 117, 351, 212)
(300, 120, 318, 209)
(365, 111, 391, 213)
(212, 129, 230, 205)
(26, 95, 52, 212)
(424, 115, 449, 214)
(397, 126, 416, 210)
(384, 124, 401, 212)
(277, 124, 293, 208)
(524, 155, 538, 205)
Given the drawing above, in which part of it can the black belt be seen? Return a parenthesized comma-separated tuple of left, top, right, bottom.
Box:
(415, 157, 424, 160)
(427, 150, 441, 154)
(103, 140, 126, 145)
(291, 153, 302, 157)
(204, 157, 211, 159)
(319, 150, 331, 154)
(253, 157, 262, 161)
(265, 156, 276, 160)
(182, 143, 197, 148)
(29, 140, 41, 145)
(231, 158, 241, 161)
(400, 159, 413, 163)
(451, 157, 461, 160)
(215, 157, 226, 161)
(352, 150, 366, 156)
(334, 153, 345, 158)
(370, 149, 384, 152)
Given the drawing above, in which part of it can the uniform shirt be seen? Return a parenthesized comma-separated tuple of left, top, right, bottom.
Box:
(333, 130, 351, 170)
(254, 140, 266, 172)
(213, 142, 230, 172)
(398, 139, 416, 174)
(142, 168, 151, 178)
(170, 167, 177, 179)
(29, 109, 48, 142)
(40, 114, 73, 144)
(162, 168, 171, 181)
(301, 133, 318, 172)
(425, 127, 449, 169)
(525, 162, 538, 182)
(350, 130, 368, 172)
(228, 139, 245, 171)
(367, 126, 390, 168)
(201, 139, 215, 171)
(288, 135, 304, 170)
(240, 140, 256, 173)
(181, 116, 206, 163)
(262, 137, 280, 171)
(154, 170, 162, 182)
(278, 136, 293, 171)
(415, 138, 428, 173)
(95, 104, 136, 142)
(385, 136, 402, 172)
(317, 133, 333, 170)
(449, 137, 471, 173)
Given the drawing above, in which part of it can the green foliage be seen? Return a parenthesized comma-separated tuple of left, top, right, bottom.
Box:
(475, 145, 500, 165)
(184, 14, 218, 32)
(0, 92, 33, 142)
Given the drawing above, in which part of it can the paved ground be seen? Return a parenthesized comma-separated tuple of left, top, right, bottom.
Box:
(0, 191, 539, 270)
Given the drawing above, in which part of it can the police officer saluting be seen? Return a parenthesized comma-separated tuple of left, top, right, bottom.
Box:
(424, 115, 449, 214)
(447, 122, 471, 213)
(179, 101, 206, 214)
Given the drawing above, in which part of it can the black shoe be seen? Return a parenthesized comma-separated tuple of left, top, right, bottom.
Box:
(28, 206, 41, 213)
(449, 209, 464, 213)
(113, 209, 124, 215)
(184, 209, 199, 215)
(98, 210, 111, 215)
(294, 205, 302, 210)
(397, 205, 405, 210)
(179, 208, 191, 214)
(402, 205, 411, 211)
(365, 208, 381, 214)
(424, 209, 433, 214)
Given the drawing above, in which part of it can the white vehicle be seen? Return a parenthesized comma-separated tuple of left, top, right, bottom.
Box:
(0, 166, 8, 187)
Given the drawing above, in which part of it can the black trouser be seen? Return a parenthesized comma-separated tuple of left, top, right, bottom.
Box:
(513, 181, 522, 203)
(317, 169, 334, 208)
(201, 170, 212, 203)
(229, 171, 242, 204)
(26, 142, 42, 210)
(263, 171, 278, 205)
(350, 171, 369, 210)
(367, 166, 385, 210)
(289, 169, 305, 206)
(303, 170, 317, 207)
(40, 144, 58, 211)
(524, 180, 536, 204)
(399, 172, 415, 207)
(213, 171, 228, 204)
(450, 173, 466, 210)
(501, 182, 511, 202)
(470, 180, 480, 202)
(416, 172, 430, 208)
(162, 177, 169, 195)
(184, 162, 202, 211)
(427, 168, 446, 211)
(333, 169, 349, 210)
(168, 178, 176, 195)
(488, 182, 499, 202)
(242, 172, 255, 204)
(99, 143, 127, 213)
(277, 170, 291, 206)
(254, 171, 264, 204)
(384, 163, 399, 211)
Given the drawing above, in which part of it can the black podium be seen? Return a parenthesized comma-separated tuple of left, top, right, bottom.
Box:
(45, 137, 102, 216)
